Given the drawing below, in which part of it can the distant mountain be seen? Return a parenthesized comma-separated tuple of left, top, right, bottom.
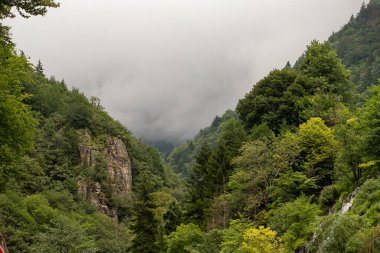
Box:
(148, 139, 175, 156)
(167, 110, 238, 176)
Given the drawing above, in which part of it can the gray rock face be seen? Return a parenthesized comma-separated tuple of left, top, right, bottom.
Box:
(104, 137, 132, 195)
(77, 131, 132, 220)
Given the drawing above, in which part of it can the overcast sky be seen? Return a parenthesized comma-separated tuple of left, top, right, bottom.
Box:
(5, 0, 366, 144)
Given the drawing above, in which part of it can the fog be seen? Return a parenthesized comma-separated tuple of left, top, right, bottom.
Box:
(5, 0, 366, 144)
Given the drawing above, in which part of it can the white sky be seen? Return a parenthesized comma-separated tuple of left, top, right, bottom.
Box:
(5, 0, 367, 143)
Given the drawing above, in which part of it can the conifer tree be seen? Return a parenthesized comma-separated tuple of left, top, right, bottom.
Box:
(36, 59, 44, 74)
(130, 172, 160, 253)
(185, 143, 211, 226)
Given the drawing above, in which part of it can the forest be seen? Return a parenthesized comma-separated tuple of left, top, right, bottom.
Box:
(1, 0, 380, 252)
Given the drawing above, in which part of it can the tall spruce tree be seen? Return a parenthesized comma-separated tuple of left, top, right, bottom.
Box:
(130, 172, 160, 253)
(185, 143, 212, 227)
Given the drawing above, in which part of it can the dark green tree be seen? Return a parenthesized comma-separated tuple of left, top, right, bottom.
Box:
(236, 68, 300, 132)
(36, 59, 44, 74)
(298, 41, 352, 103)
(162, 200, 182, 235)
(0, 0, 59, 19)
(130, 172, 160, 253)
(362, 82, 380, 162)
(185, 143, 211, 227)
(218, 119, 247, 160)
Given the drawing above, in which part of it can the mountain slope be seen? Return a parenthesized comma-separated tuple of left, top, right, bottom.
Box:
(167, 110, 238, 176)
(0, 19, 177, 253)
(164, 1, 380, 252)
(329, 0, 380, 92)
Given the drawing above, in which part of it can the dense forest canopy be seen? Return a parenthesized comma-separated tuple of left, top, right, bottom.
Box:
(1, 0, 380, 252)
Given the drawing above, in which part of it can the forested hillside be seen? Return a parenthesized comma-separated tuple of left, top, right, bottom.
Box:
(329, 0, 380, 93)
(165, 1, 380, 252)
(2, 0, 380, 252)
(0, 1, 181, 252)
(167, 110, 239, 177)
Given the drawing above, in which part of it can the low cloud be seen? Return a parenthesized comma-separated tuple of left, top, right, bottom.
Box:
(6, 0, 365, 144)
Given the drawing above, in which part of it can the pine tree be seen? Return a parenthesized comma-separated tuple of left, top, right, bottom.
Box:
(130, 172, 160, 253)
(185, 143, 211, 227)
(36, 59, 44, 74)
(284, 61, 292, 69)
(163, 200, 182, 234)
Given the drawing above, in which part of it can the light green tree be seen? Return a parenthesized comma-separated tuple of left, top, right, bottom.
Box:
(0, 43, 37, 173)
(238, 226, 284, 253)
(269, 196, 320, 252)
(164, 223, 205, 253)
(298, 117, 338, 188)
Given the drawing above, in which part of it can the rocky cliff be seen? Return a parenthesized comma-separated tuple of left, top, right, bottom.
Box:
(104, 137, 132, 195)
(77, 131, 132, 219)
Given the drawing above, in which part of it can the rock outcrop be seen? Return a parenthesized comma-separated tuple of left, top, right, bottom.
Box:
(77, 131, 132, 220)
(104, 137, 132, 195)
(78, 131, 97, 166)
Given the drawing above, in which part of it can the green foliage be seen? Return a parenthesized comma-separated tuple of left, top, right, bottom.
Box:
(227, 140, 274, 216)
(298, 92, 350, 126)
(164, 223, 204, 253)
(220, 219, 253, 253)
(162, 200, 182, 235)
(270, 172, 317, 206)
(329, 1, 380, 92)
(354, 225, 380, 253)
(298, 117, 338, 188)
(269, 196, 320, 252)
(318, 185, 339, 208)
(0, 0, 60, 19)
(201, 229, 223, 253)
(362, 82, 380, 163)
(350, 178, 380, 225)
(312, 214, 367, 253)
(3, 156, 48, 193)
(167, 110, 238, 176)
(238, 41, 352, 133)
(249, 123, 275, 141)
(0, 192, 36, 252)
(2, 1, 380, 251)
(184, 118, 246, 229)
(206, 143, 231, 196)
(218, 119, 247, 160)
(0, 44, 37, 166)
(130, 172, 160, 253)
(67, 89, 92, 129)
(238, 226, 284, 253)
(0, 17, 173, 252)
(236, 68, 300, 132)
(334, 117, 366, 183)
(30, 215, 98, 253)
(84, 213, 130, 253)
(220, 220, 284, 253)
(185, 143, 212, 227)
(0, 191, 130, 253)
(227, 132, 300, 217)
(299, 41, 350, 96)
